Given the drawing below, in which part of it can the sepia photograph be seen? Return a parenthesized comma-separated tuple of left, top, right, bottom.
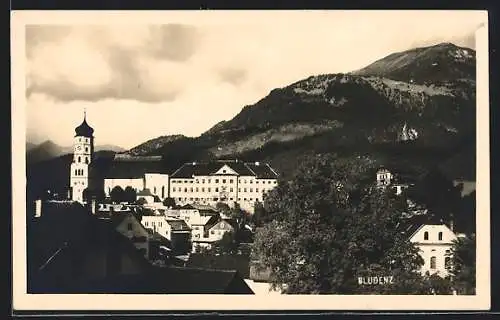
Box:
(11, 10, 490, 311)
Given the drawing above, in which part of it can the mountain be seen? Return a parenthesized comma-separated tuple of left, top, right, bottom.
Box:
(27, 42, 476, 195)
(126, 135, 186, 156)
(123, 42, 475, 177)
(94, 144, 126, 153)
(352, 42, 476, 84)
(26, 140, 125, 164)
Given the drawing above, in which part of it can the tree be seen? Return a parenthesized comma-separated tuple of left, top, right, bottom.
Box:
(448, 234, 476, 295)
(124, 186, 137, 203)
(216, 202, 231, 216)
(211, 231, 238, 255)
(110, 186, 126, 203)
(162, 197, 176, 208)
(408, 168, 462, 224)
(136, 197, 148, 206)
(251, 154, 426, 294)
(252, 201, 265, 227)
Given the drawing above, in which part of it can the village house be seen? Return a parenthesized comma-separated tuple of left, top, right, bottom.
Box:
(403, 215, 458, 277)
(106, 212, 152, 260)
(27, 200, 152, 293)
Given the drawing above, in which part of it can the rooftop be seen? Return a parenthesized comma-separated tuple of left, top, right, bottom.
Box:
(170, 160, 278, 179)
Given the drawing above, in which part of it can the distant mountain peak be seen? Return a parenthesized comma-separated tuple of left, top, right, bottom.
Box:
(352, 42, 476, 83)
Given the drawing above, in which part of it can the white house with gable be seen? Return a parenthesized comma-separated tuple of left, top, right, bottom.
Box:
(409, 223, 457, 277)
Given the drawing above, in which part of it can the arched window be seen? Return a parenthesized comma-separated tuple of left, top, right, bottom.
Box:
(154, 186, 157, 194)
(85, 157, 89, 164)
(75, 169, 78, 176)
(161, 186, 165, 199)
(424, 231, 429, 240)
(78, 156, 81, 163)
(430, 256, 436, 269)
(438, 232, 443, 241)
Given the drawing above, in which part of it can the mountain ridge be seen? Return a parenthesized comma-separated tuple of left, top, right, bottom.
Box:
(27, 42, 476, 196)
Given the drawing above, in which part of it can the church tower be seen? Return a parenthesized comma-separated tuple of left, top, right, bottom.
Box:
(70, 111, 94, 203)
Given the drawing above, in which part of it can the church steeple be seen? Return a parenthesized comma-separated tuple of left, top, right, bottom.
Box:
(75, 109, 94, 138)
(70, 109, 95, 204)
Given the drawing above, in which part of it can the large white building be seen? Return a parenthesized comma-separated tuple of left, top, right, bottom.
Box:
(104, 154, 169, 201)
(169, 160, 279, 213)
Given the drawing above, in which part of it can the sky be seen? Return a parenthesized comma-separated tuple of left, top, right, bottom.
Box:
(24, 10, 485, 150)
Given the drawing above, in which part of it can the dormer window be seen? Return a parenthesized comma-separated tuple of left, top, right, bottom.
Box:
(424, 231, 429, 240)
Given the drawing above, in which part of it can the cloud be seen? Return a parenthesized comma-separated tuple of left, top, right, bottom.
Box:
(146, 24, 200, 61)
(217, 67, 247, 86)
(26, 24, 200, 103)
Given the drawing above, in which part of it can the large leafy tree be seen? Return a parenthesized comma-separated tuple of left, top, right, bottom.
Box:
(110, 186, 126, 203)
(252, 154, 426, 294)
(448, 234, 476, 295)
(124, 186, 137, 203)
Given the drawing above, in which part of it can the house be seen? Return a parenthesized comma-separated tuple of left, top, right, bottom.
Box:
(136, 188, 157, 204)
(169, 160, 278, 213)
(73, 266, 254, 294)
(376, 168, 393, 187)
(405, 216, 458, 277)
(192, 218, 235, 252)
(140, 215, 191, 255)
(27, 200, 152, 293)
(107, 212, 152, 259)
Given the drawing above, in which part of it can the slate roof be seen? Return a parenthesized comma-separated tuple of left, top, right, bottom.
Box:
(137, 188, 154, 197)
(71, 266, 254, 294)
(28, 204, 152, 293)
(166, 218, 191, 231)
(186, 253, 251, 278)
(170, 160, 278, 179)
(397, 214, 443, 238)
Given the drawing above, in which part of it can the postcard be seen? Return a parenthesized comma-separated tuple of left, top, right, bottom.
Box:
(11, 10, 490, 311)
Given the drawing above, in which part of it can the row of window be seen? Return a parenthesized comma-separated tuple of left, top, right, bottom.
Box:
(171, 186, 269, 193)
(143, 220, 164, 228)
(429, 255, 452, 269)
(74, 169, 85, 176)
(76, 156, 89, 164)
(171, 178, 276, 185)
(423, 231, 444, 241)
(176, 196, 261, 202)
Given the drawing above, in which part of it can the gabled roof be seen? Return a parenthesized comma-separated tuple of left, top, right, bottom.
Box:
(398, 214, 444, 239)
(170, 160, 278, 179)
(28, 211, 152, 293)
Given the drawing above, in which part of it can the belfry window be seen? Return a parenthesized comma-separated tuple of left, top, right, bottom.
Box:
(78, 156, 81, 163)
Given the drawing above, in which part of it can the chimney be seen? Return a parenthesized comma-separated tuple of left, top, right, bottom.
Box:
(35, 199, 42, 218)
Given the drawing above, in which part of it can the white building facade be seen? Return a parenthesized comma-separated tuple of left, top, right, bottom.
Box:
(169, 160, 278, 213)
(409, 224, 458, 277)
